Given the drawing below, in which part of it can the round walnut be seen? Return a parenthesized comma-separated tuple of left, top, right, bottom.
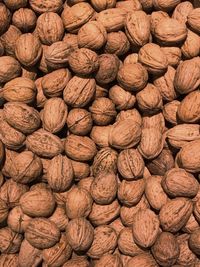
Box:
(89, 199, 120, 226)
(91, 172, 118, 205)
(65, 186, 93, 219)
(92, 147, 118, 176)
(161, 47, 181, 67)
(0, 227, 23, 254)
(63, 258, 90, 267)
(65, 134, 97, 162)
(95, 54, 120, 85)
(36, 12, 64, 45)
(66, 218, 94, 252)
(90, 125, 112, 148)
(187, 8, 200, 34)
(91, 0, 116, 11)
(0, 179, 28, 208)
(71, 160, 90, 181)
(118, 179, 145, 206)
(124, 53, 138, 65)
(0, 56, 21, 84)
(20, 188, 55, 217)
(116, 0, 142, 12)
(46, 155, 74, 192)
(18, 239, 42, 267)
(7, 206, 31, 233)
(95, 254, 122, 267)
(0, 3, 11, 35)
(42, 97, 68, 133)
(78, 177, 94, 192)
(0, 25, 22, 57)
(63, 76, 96, 108)
(181, 30, 200, 59)
(12, 8, 37, 32)
(104, 31, 130, 56)
(48, 205, 69, 232)
(41, 68, 71, 98)
(42, 233, 72, 267)
(163, 100, 180, 125)
(136, 83, 163, 114)
(25, 218, 61, 249)
(138, 43, 168, 75)
(153, 0, 181, 12)
(109, 85, 136, 111)
(150, 11, 169, 34)
(117, 63, 148, 92)
(67, 108, 93, 136)
(0, 254, 19, 267)
(3, 77, 36, 104)
(89, 97, 117, 126)
(87, 226, 117, 259)
(151, 232, 180, 266)
(78, 21, 107, 50)
(125, 11, 150, 46)
(153, 17, 187, 45)
(108, 119, 142, 149)
(116, 109, 142, 125)
(15, 33, 42, 67)
(29, 0, 63, 13)
(3, 102, 40, 134)
(117, 148, 144, 180)
(6, 151, 42, 184)
(61, 3, 95, 33)
(68, 48, 99, 76)
(0, 199, 8, 224)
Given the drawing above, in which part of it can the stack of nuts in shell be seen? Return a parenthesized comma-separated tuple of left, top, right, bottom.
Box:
(0, 0, 200, 266)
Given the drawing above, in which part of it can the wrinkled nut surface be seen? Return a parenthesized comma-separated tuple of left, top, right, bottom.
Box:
(0, 1, 199, 266)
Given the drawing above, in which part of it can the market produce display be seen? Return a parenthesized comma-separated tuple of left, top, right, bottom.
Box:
(0, 0, 200, 266)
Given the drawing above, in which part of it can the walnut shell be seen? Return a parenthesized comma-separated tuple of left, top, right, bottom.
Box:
(172, 1, 193, 24)
(138, 43, 168, 75)
(127, 253, 158, 267)
(117, 63, 148, 91)
(90, 125, 112, 148)
(145, 175, 168, 211)
(63, 258, 90, 267)
(65, 134, 97, 162)
(177, 90, 200, 123)
(116, 0, 142, 12)
(118, 227, 145, 257)
(161, 46, 181, 67)
(89, 200, 120, 226)
(89, 97, 117, 126)
(20, 188, 55, 217)
(63, 76, 96, 108)
(3, 102, 40, 134)
(7, 206, 31, 233)
(181, 30, 200, 59)
(0, 3, 11, 35)
(0, 120, 26, 150)
(3, 77, 36, 104)
(91, 172, 118, 205)
(159, 197, 193, 232)
(66, 218, 94, 252)
(117, 148, 144, 180)
(163, 100, 180, 125)
(91, 0, 116, 11)
(65, 186, 93, 219)
(15, 33, 42, 67)
(95, 54, 120, 85)
(125, 11, 150, 46)
(49, 205, 69, 231)
(132, 209, 160, 248)
(0, 227, 23, 254)
(92, 147, 118, 176)
(67, 108, 93, 136)
(29, 0, 63, 13)
(26, 129, 64, 158)
(87, 226, 117, 259)
(78, 21, 107, 50)
(95, 253, 122, 267)
(151, 232, 180, 266)
(187, 8, 200, 34)
(12, 8, 37, 32)
(0, 199, 8, 224)
(43, 97, 68, 133)
(68, 48, 99, 76)
(118, 178, 145, 206)
(25, 218, 61, 249)
(42, 233, 72, 267)
(0, 254, 19, 267)
(61, 3, 95, 33)
(96, 8, 127, 32)
(109, 85, 136, 111)
(153, 0, 180, 11)
(109, 119, 142, 149)
(116, 109, 142, 126)
(150, 11, 169, 33)
(71, 160, 90, 181)
(7, 151, 42, 184)
(136, 83, 163, 113)
(153, 18, 187, 45)
(41, 68, 71, 98)
(174, 59, 200, 94)
(36, 12, 64, 45)
(104, 31, 130, 56)
(0, 56, 21, 83)
(46, 155, 73, 192)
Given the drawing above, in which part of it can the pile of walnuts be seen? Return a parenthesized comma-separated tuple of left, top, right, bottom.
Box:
(0, 0, 200, 266)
